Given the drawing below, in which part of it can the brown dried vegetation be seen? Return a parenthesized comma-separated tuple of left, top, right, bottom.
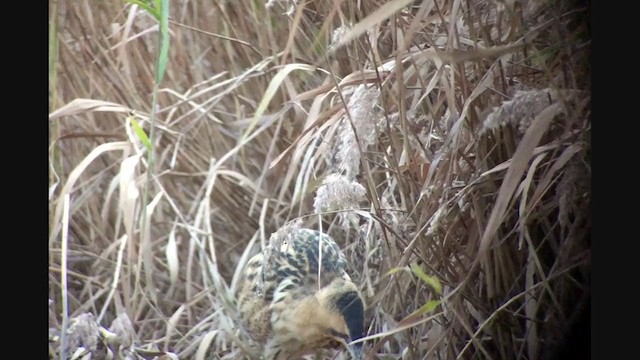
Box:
(49, 0, 590, 359)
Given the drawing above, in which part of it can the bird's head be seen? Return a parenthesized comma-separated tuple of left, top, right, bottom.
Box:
(314, 278, 366, 360)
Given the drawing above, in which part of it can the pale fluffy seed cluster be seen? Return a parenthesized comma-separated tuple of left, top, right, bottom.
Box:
(481, 88, 559, 134)
(60, 313, 101, 357)
(335, 85, 381, 179)
(107, 312, 136, 350)
(329, 24, 351, 51)
(314, 174, 367, 214)
(52, 311, 138, 359)
(265, 0, 298, 16)
(267, 219, 303, 250)
(312, 85, 380, 226)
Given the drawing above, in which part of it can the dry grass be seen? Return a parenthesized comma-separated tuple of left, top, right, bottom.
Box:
(49, 0, 590, 359)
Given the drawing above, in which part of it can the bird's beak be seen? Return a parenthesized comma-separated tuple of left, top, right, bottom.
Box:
(347, 342, 363, 360)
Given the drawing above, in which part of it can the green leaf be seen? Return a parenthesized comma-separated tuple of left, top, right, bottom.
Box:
(126, 0, 160, 21)
(384, 266, 409, 277)
(130, 117, 152, 152)
(412, 299, 441, 316)
(410, 262, 443, 295)
(156, 0, 170, 84)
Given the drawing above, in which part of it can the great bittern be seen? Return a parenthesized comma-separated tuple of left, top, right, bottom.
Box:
(238, 228, 365, 360)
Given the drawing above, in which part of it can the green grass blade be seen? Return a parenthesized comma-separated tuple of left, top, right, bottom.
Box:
(412, 299, 441, 316)
(156, 0, 170, 84)
(126, 0, 160, 20)
(410, 262, 443, 295)
(384, 266, 408, 276)
(129, 117, 152, 152)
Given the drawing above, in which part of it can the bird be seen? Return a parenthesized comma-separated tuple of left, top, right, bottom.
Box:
(237, 228, 365, 360)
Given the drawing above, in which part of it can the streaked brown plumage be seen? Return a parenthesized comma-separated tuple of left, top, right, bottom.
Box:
(237, 228, 365, 360)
